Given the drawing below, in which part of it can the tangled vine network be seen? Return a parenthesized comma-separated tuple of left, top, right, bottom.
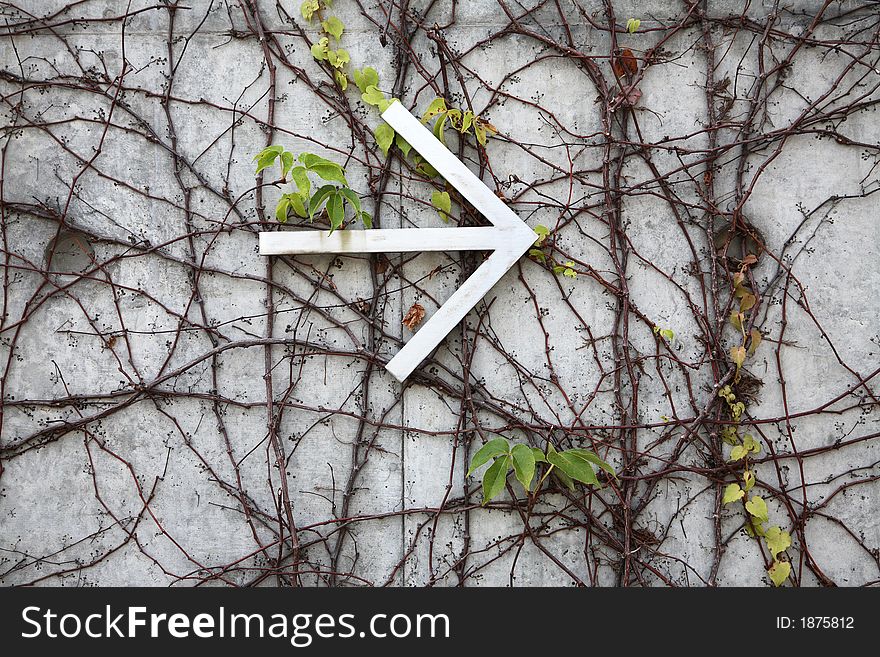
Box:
(1, 0, 879, 587)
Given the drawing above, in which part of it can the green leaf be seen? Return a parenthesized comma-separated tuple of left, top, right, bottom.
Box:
(309, 184, 337, 219)
(460, 110, 475, 133)
(511, 444, 536, 492)
(322, 16, 344, 42)
(374, 122, 395, 157)
(743, 434, 761, 454)
(311, 37, 329, 61)
(745, 495, 769, 523)
(326, 191, 344, 233)
(337, 187, 361, 216)
(626, 18, 641, 33)
(565, 448, 616, 478)
(432, 112, 449, 143)
(721, 426, 738, 445)
(275, 197, 290, 223)
(280, 151, 295, 177)
(414, 156, 439, 178)
(533, 224, 549, 245)
(353, 67, 379, 94)
(730, 311, 744, 331)
(745, 518, 765, 538)
(289, 166, 311, 197)
(531, 447, 547, 463)
(729, 444, 748, 462)
(299, 154, 347, 182)
(768, 560, 790, 587)
(308, 163, 347, 185)
(421, 97, 447, 124)
(468, 438, 510, 476)
(299, 153, 330, 168)
(528, 248, 546, 263)
(482, 454, 510, 505)
(394, 132, 411, 158)
(287, 193, 307, 218)
(722, 483, 744, 504)
(361, 84, 385, 107)
(254, 149, 281, 174)
(431, 190, 451, 221)
(660, 328, 674, 341)
(333, 69, 347, 90)
(254, 145, 284, 161)
(553, 468, 576, 492)
(547, 450, 599, 487)
(359, 211, 372, 229)
(743, 469, 755, 491)
(326, 48, 349, 69)
(765, 526, 791, 559)
(300, 0, 319, 21)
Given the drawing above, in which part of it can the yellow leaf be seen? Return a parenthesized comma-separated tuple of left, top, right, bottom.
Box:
(742, 434, 761, 454)
(745, 495, 768, 522)
(722, 483, 744, 504)
(768, 560, 791, 587)
(730, 345, 746, 368)
(730, 312, 744, 332)
(748, 328, 762, 355)
(765, 526, 792, 559)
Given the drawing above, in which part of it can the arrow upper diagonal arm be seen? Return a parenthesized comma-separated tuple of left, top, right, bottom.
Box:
(381, 102, 531, 233)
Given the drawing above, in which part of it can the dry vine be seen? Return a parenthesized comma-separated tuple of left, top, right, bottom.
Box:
(1, 0, 879, 587)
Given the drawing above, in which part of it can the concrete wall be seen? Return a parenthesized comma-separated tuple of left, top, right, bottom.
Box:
(1, 0, 878, 586)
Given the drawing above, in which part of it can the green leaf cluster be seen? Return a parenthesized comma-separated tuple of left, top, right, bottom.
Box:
(468, 438, 614, 505)
(253, 147, 371, 232)
(420, 97, 498, 146)
(302, 4, 350, 89)
(717, 370, 791, 586)
(552, 261, 577, 279)
(527, 228, 581, 278)
(652, 325, 675, 342)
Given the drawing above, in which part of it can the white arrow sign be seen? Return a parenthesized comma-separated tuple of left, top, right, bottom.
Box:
(260, 102, 538, 382)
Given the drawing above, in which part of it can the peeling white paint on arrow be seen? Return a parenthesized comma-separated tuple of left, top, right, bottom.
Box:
(259, 102, 538, 382)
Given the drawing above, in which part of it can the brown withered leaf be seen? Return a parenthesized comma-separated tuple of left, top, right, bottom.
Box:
(612, 48, 639, 78)
(402, 303, 426, 331)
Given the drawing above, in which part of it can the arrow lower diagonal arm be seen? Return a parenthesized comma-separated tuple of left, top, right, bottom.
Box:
(259, 102, 538, 382)
(384, 243, 530, 381)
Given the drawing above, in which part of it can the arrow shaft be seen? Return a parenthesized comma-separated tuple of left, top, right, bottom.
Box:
(260, 226, 501, 255)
